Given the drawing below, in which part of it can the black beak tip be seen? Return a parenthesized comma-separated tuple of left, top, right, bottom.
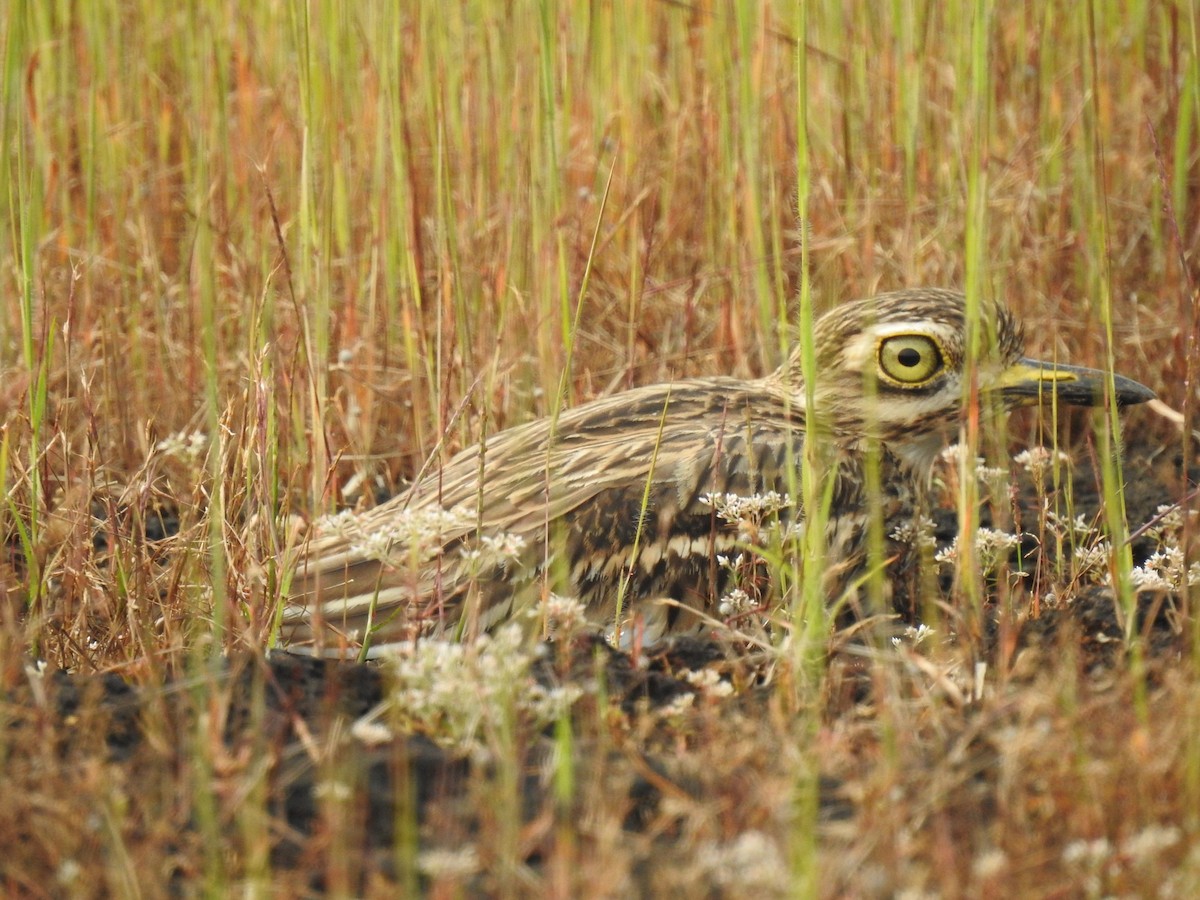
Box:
(1111, 374, 1156, 407)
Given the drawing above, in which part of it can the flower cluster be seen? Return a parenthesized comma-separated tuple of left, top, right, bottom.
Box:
(1045, 510, 1100, 542)
(700, 490, 794, 546)
(1013, 446, 1071, 479)
(891, 623, 936, 648)
(939, 443, 1006, 482)
(1068, 504, 1199, 593)
(699, 490, 792, 522)
(460, 531, 528, 566)
(679, 666, 735, 698)
(694, 831, 788, 894)
(1072, 540, 1112, 581)
(1141, 503, 1194, 544)
(698, 491, 800, 625)
(540, 593, 589, 637)
(1129, 545, 1200, 592)
(314, 504, 474, 567)
(379, 625, 581, 751)
(154, 429, 209, 460)
(889, 515, 938, 552)
(717, 587, 755, 619)
(1062, 824, 1182, 894)
(934, 527, 1022, 574)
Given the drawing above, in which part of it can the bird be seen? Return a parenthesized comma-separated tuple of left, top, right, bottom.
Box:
(280, 288, 1154, 657)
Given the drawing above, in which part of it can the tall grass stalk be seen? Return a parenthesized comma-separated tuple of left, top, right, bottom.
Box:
(5, 5, 48, 625)
(956, 0, 993, 643)
(1177, 0, 1200, 831)
(1078, 2, 1149, 725)
(790, 4, 821, 894)
(791, 10, 830, 700)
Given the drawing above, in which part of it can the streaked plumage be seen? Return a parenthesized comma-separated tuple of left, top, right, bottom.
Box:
(282, 289, 1154, 656)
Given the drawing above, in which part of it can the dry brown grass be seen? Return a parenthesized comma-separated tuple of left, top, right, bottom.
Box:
(2, 1, 1198, 896)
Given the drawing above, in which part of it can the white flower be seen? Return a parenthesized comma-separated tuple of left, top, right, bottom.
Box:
(699, 491, 791, 522)
(312, 508, 357, 535)
(893, 623, 936, 650)
(155, 430, 209, 460)
(338, 505, 473, 565)
(350, 716, 394, 747)
(314, 780, 353, 802)
(935, 528, 1020, 573)
(657, 693, 697, 717)
(716, 553, 747, 571)
(1129, 566, 1174, 592)
(1121, 823, 1181, 862)
(480, 532, 526, 558)
(1046, 510, 1100, 541)
(695, 831, 788, 892)
(540, 593, 588, 635)
(890, 516, 937, 551)
(905, 623, 935, 645)
(461, 531, 528, 564)
(1128, 545, 1200, 591)
(680, 667, 734, 697)
(718, 588, 754, 618)
(939, 444, 1006, 481)
(938, 444, 971, 465)
(350, 530, 402, 560)
(417, 846, 480, 878)
(1141, 503, 1199, 546)
(1062, 837, 1111, 866)
(1073, 540, 1112, 576)
(1014, 446, 1070, 476)
(55, 860, 82, 886)
(972, 847, 1008, 879)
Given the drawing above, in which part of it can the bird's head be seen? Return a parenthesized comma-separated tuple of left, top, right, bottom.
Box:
(779, 288, 1154, 472)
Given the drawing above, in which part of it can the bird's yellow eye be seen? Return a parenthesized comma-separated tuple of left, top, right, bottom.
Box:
(877, 334, 943, 386)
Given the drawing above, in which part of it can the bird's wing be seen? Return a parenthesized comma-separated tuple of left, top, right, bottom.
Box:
(285, 377, 808, 628)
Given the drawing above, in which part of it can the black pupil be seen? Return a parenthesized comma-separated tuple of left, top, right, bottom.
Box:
(897, 347, 922, 368)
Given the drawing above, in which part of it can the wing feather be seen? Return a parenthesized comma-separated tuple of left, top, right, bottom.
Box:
(284, 376, 809, 649)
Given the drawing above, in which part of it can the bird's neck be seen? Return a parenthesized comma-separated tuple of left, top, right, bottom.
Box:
(880, 432, 948, 487)
(766, 370, 949, 486)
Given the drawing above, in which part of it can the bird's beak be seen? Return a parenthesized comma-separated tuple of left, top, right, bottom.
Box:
(993, 358, 1156, 408)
